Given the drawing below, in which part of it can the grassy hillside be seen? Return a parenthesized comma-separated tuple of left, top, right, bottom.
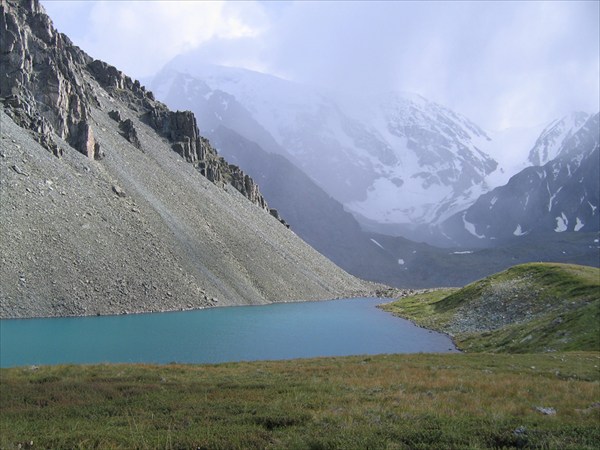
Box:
(381, 263, 600, 353)
(1, 353, 599, 449)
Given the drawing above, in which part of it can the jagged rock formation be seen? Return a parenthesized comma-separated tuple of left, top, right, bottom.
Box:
(0, 0, 376, 318)
(0, 0, 273, 215)
(118, 119, 142, 149)
(1, 0, 99, 158)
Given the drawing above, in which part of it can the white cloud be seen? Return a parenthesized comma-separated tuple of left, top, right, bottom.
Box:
(41, 0, 599, 130)
(43, 1, 268, 79)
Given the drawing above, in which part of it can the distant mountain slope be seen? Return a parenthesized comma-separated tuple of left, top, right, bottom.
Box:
(151, 61, 599, 256)
(183, 125, 600, 289)
(0, 0, 374, 318)
(440, 113, 599, 246)
(382, 263, 600, 353)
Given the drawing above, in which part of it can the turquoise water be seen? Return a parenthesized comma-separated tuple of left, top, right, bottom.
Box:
(0, 298, 457, 367)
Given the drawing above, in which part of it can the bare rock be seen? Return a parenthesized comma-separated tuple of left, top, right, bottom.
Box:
(11, 164, 28, 176)
(112, 185, 126, 198)
(108, 110, 122, 122)
(535, 406, 556, 415)
(0, 0, 97, 158)
(119, 118, 142, 149)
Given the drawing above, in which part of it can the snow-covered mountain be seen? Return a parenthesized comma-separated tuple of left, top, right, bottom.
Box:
(342, 91, 499, 225)
(440, 113, 599, 246)
(528, 111, 592, 166)
(151, 62, 504, 228)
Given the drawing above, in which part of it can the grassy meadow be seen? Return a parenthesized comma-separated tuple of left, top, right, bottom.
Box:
(1, 352, 599, 449)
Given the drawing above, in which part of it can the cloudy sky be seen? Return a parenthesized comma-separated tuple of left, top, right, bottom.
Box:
(41, 0, 598, 131)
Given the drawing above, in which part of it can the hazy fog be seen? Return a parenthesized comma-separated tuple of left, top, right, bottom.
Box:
(42, 0, 599, 131)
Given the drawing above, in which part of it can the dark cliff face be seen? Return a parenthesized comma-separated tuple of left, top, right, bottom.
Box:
(0, 0, 273, 214)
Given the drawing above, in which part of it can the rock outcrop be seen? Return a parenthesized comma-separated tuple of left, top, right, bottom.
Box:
(118, 118, 142, 149)
(0, 0, 273, 214)
(0, 0, 101, 158)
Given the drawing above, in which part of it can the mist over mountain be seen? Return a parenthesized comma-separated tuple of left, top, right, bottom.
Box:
(151, 62, 505, 230)
(148, 61, 598, 286)
(150, 61, 599, 247)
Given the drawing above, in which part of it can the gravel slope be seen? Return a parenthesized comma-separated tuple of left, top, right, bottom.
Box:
(0, 99, 377, 318)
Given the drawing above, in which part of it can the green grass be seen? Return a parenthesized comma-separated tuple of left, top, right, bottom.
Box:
(1, 352, 599, 449)
(382, 288, 459, 330)
(381, 263, 600, 353)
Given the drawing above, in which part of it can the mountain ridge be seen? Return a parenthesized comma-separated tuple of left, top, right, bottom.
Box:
(0, 0, 378, 318)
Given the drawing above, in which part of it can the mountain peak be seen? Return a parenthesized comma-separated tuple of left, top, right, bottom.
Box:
(528, 111, 591, 166)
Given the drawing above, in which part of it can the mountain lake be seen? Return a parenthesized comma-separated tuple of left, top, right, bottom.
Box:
(0, 297, 457, 367)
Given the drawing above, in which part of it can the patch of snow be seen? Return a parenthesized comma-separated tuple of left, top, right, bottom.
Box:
(398, 259, 405, 265)
(485, 123, 546, 187)
(554, 213, 568, 232)
(370, 238, 385, 250)
(548, 186, 563, 212)
(589, 201, 597, 215)
(574, 217, 584, 231)
(513, 224, 528, 236)
(462, 212, 486, 239)
(452, 251, 473, 254)
(348, 176, 453, 224)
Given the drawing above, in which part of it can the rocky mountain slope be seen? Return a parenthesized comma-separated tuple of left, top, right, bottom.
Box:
(0, 0, 376, 318)
(440, 113, 599, 247)
(208, 126, 399, 281)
